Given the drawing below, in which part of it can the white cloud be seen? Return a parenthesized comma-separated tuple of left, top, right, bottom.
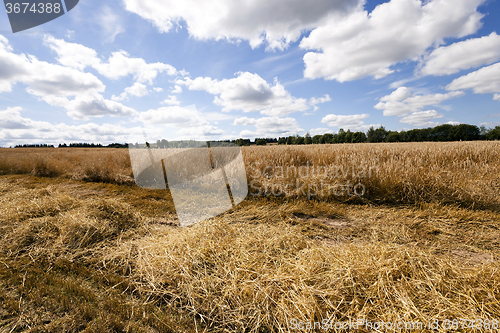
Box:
(177, 124, 224, 138)
(42, 95, 137, 120)
(0, 107, 138, 147)
(42, 36, 99, 70)
(178, 72, 311, 116)
(0, 107, 40, 129)
(420, 32, 500, 76)
(0, 36, 104, 96)
(171, 85, 182, 94)
(494, 94, 500, 102)
(309, 94, 331, 111)
(400, 110, 444, 127)
(153, 87, 164, 92)
(112, 82, 149, 101)
(300, 0, 485, 82)
(44, 36, 180, 84)
(236, 116, 303, 137)
(446, 62, 500, 97)
(375, 87, 464, 116)
(136, 105, 224, 139)
(233, 117, 257, 126)
(308, 127, 332, 136)
(162, 95, 181, 106)
(98, 5, 125, 42)
(0, 36, 137, 120)
(137, 106, 203, 126)
(321, 113, 371, 131)
(123, 0, 361, 50)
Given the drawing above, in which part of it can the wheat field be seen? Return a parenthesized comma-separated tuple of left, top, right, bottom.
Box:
(0, 142, 499, 332)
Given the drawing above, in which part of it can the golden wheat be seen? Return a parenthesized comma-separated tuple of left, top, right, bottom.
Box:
(1, 142, 500, 331)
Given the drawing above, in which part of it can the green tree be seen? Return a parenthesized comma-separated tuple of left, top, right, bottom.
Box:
(352, 131, 367, 143)
(304, 133, 312, 144)
(322, 133, 334, 144)
(367, 126, 388, 143)
(486, 126, 500, 140)
(312, 135, 322, 144)
(255, 139, 267, 146)
(337, 129, 346, 143)
(386, 131, 400, 142)
(345, 129, 353, 143)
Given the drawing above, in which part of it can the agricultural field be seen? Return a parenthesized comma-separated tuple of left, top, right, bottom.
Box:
(0, 142, 499, 332)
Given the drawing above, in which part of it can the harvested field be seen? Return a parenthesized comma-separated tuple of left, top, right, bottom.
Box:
(0, 142, 499, 332)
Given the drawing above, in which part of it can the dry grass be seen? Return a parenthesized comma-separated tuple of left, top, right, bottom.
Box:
(0, 148, 133, 184)
(243, 141, 500, 209)
(0, 142, 500, 332)
(2, 141, 499, 208)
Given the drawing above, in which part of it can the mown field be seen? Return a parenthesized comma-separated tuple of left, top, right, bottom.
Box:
(0, 142, 499, 332)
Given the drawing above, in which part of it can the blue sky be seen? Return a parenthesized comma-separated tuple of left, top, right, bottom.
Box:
(1, 0, 500, 146)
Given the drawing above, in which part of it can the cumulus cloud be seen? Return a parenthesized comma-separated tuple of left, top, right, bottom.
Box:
(171, 85, 182, 94)
(0, 107, 40, 129)
(233, 117, 257, 126)
(308, 128, 332, 136)
(123, 0, 361, 50)
(300, 0, 485, 82)
(234, 116, 303, 138)
(0, 107, 138, 147)
(136, 105, 224, 139)
(112, 82, 149, 101)
(44, 36, 181, 84)
(42, 95, 137, 120)
(420, 32, 500, 76)
(0, 35, 104, 96)
(494, 94, 500, 102)
(446, 62, 500, 100)
(162, 95, 181, 106)
(375, 87, 464, 116)
(0, 35, 139, 120)
(400, 110, 444, 127)
(321, 113, 372, 131)
(178, 72, 317, 116)
(309, 94, 331, 111)
(0, 35, 135, 120)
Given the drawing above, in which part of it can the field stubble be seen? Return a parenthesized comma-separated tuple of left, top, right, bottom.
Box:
(0, 142, 499, 332)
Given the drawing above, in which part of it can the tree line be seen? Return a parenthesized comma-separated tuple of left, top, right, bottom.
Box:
(10, 124, 500, 148)
(272, 124, 500, 146)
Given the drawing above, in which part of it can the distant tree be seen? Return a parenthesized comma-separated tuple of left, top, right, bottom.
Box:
(351, 131, 367, 143)
(322, 133, 334, 144)
(286, 136, 295, 145)
(255, 139, 267, 146)
(368, 126, 388, 143)
(337, 129, 346, 143)
(312, 135, 322, 144)
(386, 131, 400, 142)
(278, 137, 286, 145)
(236, 138, 251, 146)
(431, 124, 454, 141)
(295, 136, 305, 145)
(345, 129, 353, 143)
(480, 125, 488, 137)
(486, 126, 500, 140)
(453, 124, 480, 141)
(304, 133, 312, 144)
